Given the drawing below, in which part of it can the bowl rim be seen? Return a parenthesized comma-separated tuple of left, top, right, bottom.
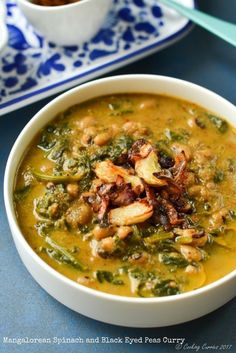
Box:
(17, 0, 111, 11)
(4, 74, 236, 305)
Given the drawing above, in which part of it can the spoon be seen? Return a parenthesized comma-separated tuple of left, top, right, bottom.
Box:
(159, 0, 236, 47)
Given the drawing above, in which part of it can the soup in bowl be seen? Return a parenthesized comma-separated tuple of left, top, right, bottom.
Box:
(4, 75, 236, 327)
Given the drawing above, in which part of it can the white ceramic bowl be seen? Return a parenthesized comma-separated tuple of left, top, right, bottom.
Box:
(4, 75, 236, 327)
(17, 0, 112, 46)
(0, 0, 8, 53)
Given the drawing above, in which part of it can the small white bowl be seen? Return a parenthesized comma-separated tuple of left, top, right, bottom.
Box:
(17, 0, 112, 46)
(4, 75, 236, 327)
(0, 1, 8, 53)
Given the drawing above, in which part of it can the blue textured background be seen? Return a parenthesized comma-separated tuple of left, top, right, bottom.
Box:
(1, 1, 236, 352)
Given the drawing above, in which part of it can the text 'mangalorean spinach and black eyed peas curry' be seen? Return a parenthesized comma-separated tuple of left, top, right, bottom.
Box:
(14, 94, 236, 298)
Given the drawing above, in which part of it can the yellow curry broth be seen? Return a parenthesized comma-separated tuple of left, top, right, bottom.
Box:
(15, 94, 236, 297)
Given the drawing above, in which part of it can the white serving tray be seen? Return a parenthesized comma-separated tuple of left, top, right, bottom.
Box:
(0, 0, 194, 115)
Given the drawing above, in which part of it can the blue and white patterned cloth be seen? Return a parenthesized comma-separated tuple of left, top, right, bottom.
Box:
(0, 0, 193, 114)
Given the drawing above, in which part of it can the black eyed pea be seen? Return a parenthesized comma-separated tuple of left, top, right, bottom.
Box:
(94, 132, 111, 146)
(117, 226, 133, 240)
(122, 121, 138, 134)
(180, 245, 203, 262)
(185, 264, 199, 274)
(77, 116, 96, 129)
(66, 183, 79, 198)
(48, 202, 59, 218)
(80, 126, 98, 146)
(84, 126, 97, 136)
(66, 202, 92, 228)
(110, 124, 120, 136)
(99, 237, 116, 253)
(210, 208, 229, 228)
(93, 225, 116, 240)
(139, 99, 157, 110)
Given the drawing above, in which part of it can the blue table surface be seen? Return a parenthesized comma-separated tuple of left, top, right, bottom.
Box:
(1, 1, 236, 352)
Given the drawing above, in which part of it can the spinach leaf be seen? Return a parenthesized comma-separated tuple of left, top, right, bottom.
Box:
(155, 239, 177, 253)
(34, 184, 71, 220)
(165, 129, 190, 142)
(14, 185, 31, 202)
(128, 268, 179, 297)
(195, 116, 207, 129)
(153, 280, 179, 296)
(108, 99, 134, 116)
(144, 232, 174, 245)
(91, 135, 134, 164)
(226, 158, 235, 172)
(33, 170, 83, 183)
(129, 268, 155, 281)
(213, 169, 224, 183)
(53, 149, 93, 192)
(229, 210, 236, 219)
(159, 252, 189, 268)
(47, 139, 68, 161)
(95, 271, 124, 285)
(208, 114, 228, 133)
(38, 124, 70, 151)
(38, 125, 57, 150)
(45, 236, 87, 271)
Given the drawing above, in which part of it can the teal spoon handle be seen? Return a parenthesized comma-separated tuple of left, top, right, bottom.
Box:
(159, 0, 236, 47)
